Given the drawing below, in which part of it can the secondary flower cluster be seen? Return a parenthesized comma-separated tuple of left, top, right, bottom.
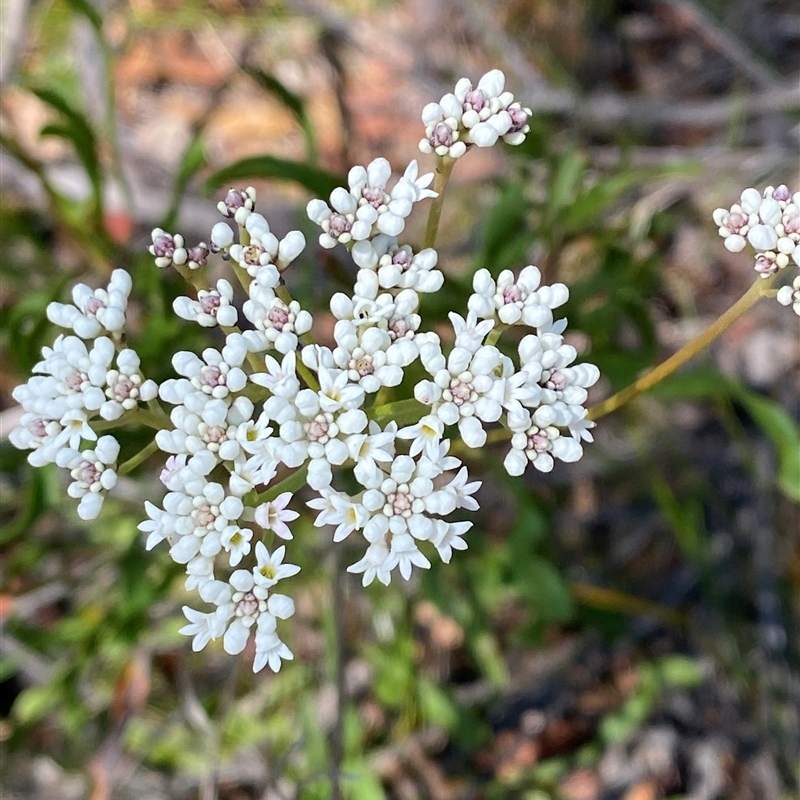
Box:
(10, 270, 157, 519)
(419, 69, 532, 159)
(11, 69, 601, 674)
(714, 184, 800, 315)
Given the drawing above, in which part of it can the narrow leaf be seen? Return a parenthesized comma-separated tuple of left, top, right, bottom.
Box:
(64, 0, 103, 31)
(205, 155, 343, 198)
(243, 66, 317, 162)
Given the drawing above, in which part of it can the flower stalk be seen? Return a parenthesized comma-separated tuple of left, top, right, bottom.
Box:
(423, 156, 456, 250)
(587, 273, 778, 421)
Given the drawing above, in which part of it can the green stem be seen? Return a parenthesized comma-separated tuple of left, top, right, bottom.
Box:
(92, 405, 170, 433)
(587, 274, 778, 421)
(0, 131, 114, 275)
(230, 260, 253, 294)
(423, 156, 456, 250)
(264, 281, 319, 391)
(99, 33, 135, 222)
(136, 407, 171, 430)
(118, 439, 159, 475)
(255, 465, 309, 503)
(371, 398, 428, 427)
(570, 582, 684, 627)
(485, 325, 503, 347)
(174, 262, 266, 374)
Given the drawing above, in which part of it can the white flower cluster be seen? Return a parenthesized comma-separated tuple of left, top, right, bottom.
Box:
(714, 185, 800, 315)
(11, 69, 601, 674)
(10, 269, 157, 518)
(413, 266, 599, 474)
(419, 69, 532, 159)
(307, 158, 436, 249)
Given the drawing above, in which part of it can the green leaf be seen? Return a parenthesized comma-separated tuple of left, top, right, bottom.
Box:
(417, 679, 457, 730)
(64, 0, 104, 31)
(205, 156, 343, 199)
(14, 684, 59, 725)
(658, 655, 704, 688)
(344, 762, 387, 800)
(524, 557, 575, 622)
(162, 134, 207, 230)
(548, 150, 586, 215)
(0, 466, 49, 546)
(734, 387, 800, 502)
(244, 67, 317, 162)
(33, 88, 103, 220)
(477, 181, 528, 272)
(651, 476, 706, 563)
(651, 368, 800, 502)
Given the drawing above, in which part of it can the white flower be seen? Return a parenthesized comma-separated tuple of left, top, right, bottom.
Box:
(713, 185, 800, 268)
(341, 449, 478, 583)
(8, 413, 65, 465)
(160, 454, 187, 490)
(157, 396, 256, 464)
(55, 434, 120, 519)
(164, 339, 248, 401)
(776, 275, 800, 315)
(332, 322, 415, 393)
(228, 214, 305, 277)
(211, 572, 271, 656)
(254, 492, 299, 539)
(47, 269, 132, 338)
(210, 221, 235, 249)
(347, 540, 393, 586)
(250, 351, 301, 417)
(33, 335, 114, 417)
(217, 186, 257, 223)
(278, 403, 368, 490)
(419, 99, 467, 159)
(432, 520, 471, 563)
(386, 531, 431, 580)
(419, 70, 531, 157)
(220, 524, 254, 566)
(253, 619, 294, 672)
(242, 292, 312, 354)
(307, 489, 371, 542)
(252, 542, 301, 589)
(346, 421, 397, 486)
(166, 481, 244, 564)
(179, 606, 228, 651)
(415, 333, 507, 448)
(308, 188, 374, 249)
(100, 349, 158, 421)
(397, 414, 445, 461)
(308, 159, 434, 249)
(139, 500, 176, 551)
(229, 454, 277, 496)
(469, 267, 567, 327)
(174, 280, 239, 328)
(149, 228, 188, 269)
(504, 423, 583, 475)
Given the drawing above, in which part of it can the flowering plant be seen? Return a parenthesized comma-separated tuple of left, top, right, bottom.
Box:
(9, 68, 798, 678)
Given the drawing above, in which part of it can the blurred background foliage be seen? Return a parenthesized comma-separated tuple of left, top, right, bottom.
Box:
(0, 1, 798, 798)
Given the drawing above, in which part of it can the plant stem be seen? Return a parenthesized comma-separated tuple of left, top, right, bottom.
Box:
(570, 582, 684, 627)
(329, 544, 346, 800)
(173, 263, 266, 374)
(137, 407, 171, 430)
(118, 439, 159, 475)
(587, 274, 778, 421)
(423, 156, 456, 250)
(485, 325, 503, 347)
(274, 283, 320, 391)
(371, 398, 428, 426)
(255, 465, 309, 503)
